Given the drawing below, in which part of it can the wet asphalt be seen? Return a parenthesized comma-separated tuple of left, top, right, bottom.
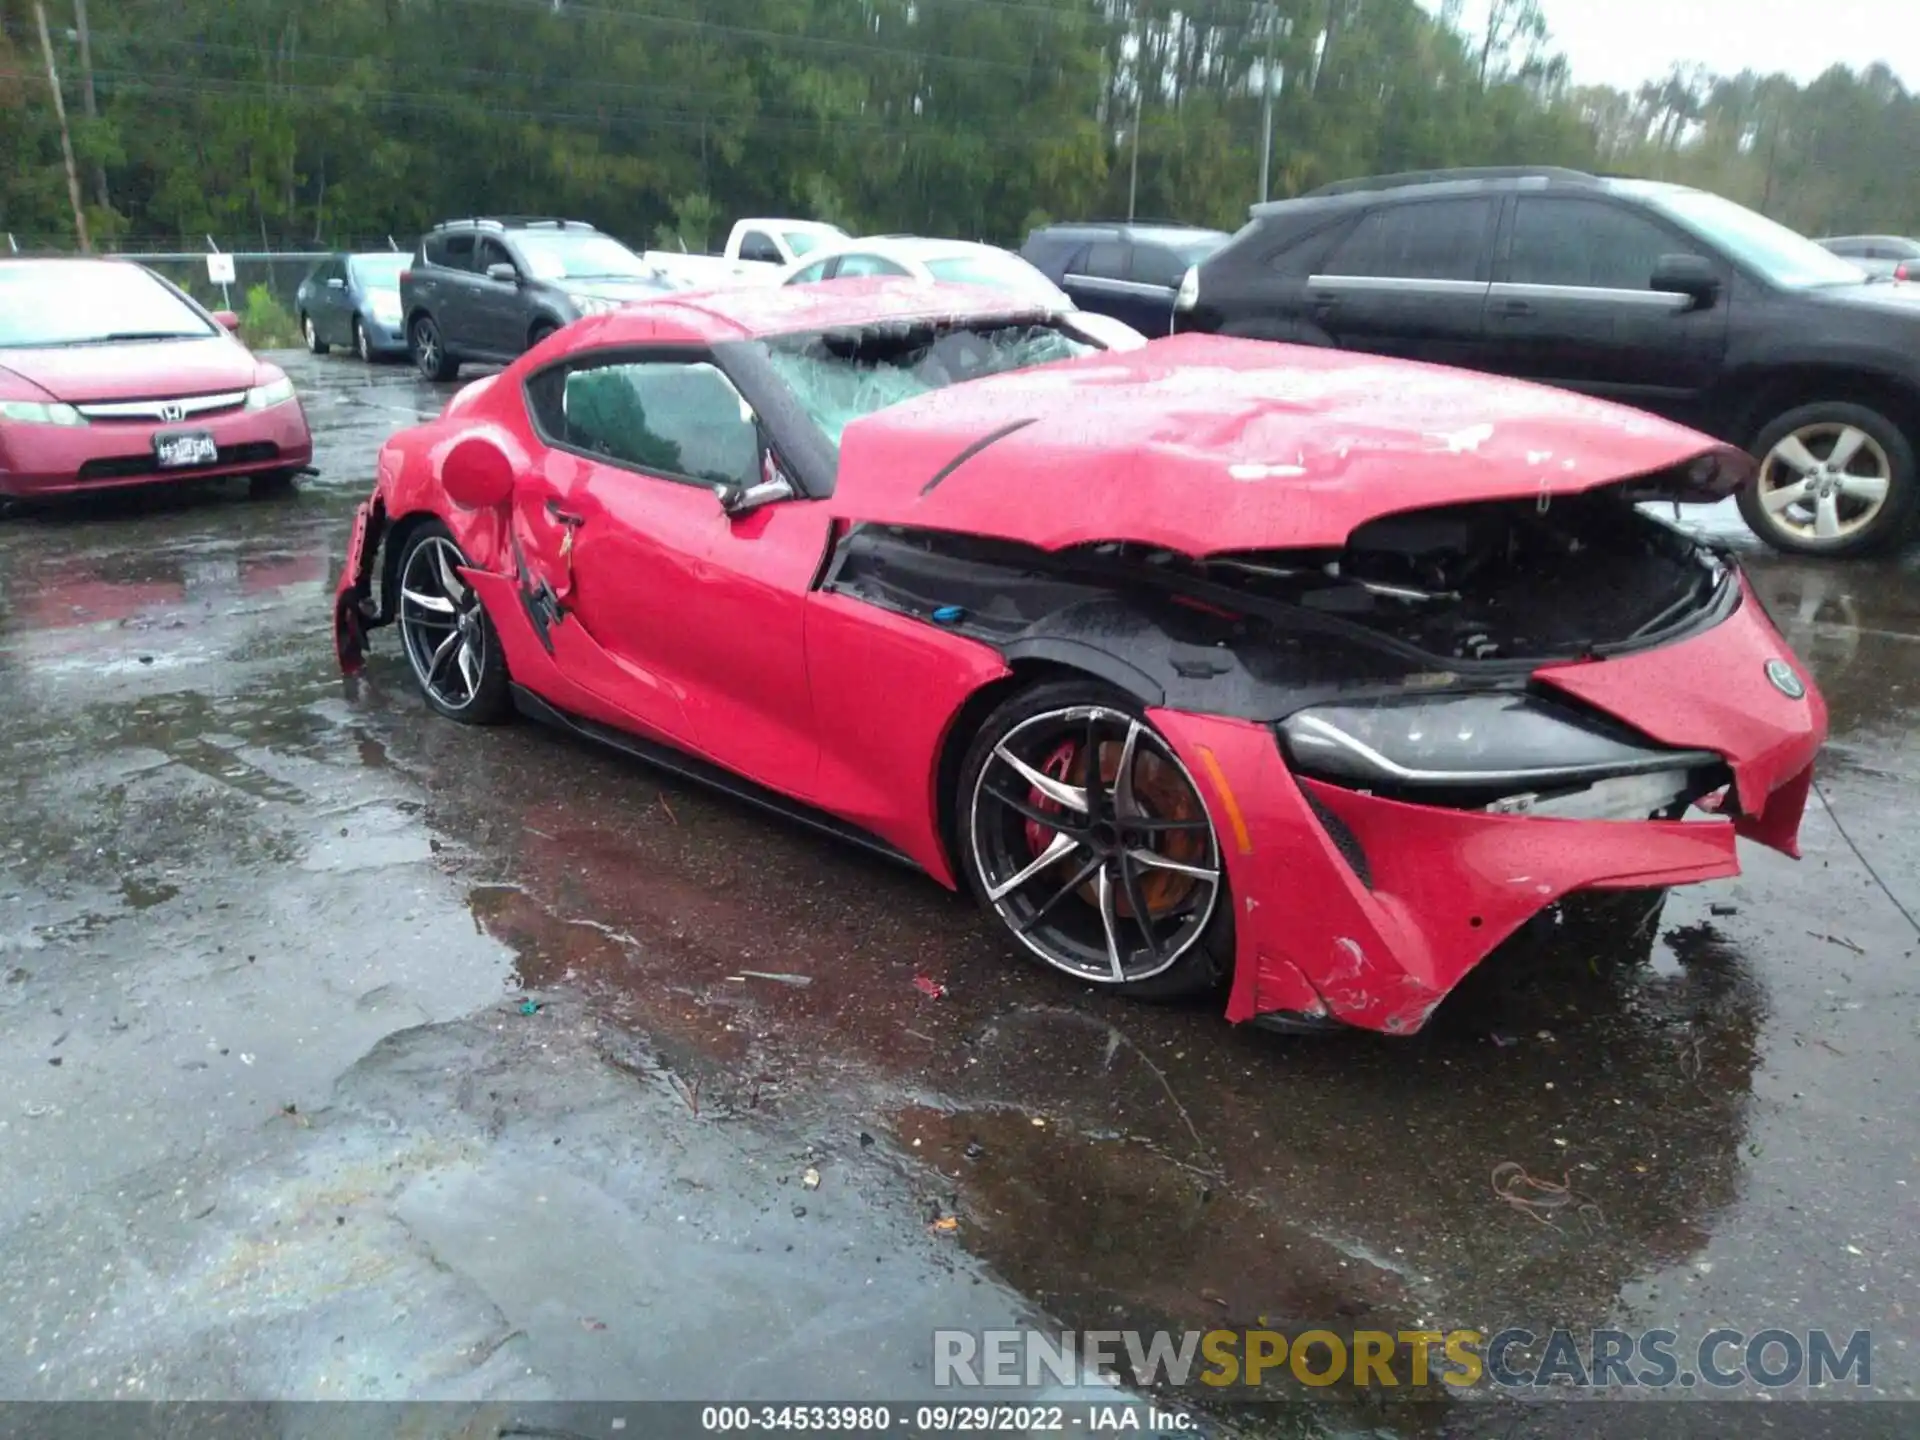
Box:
(0, 352, 1916, 1437)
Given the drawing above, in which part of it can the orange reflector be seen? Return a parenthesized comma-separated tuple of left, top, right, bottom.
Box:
(1195, 745, 1253, 856)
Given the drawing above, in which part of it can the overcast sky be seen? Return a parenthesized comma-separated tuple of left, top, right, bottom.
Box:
(1439, 0, 1918, 92)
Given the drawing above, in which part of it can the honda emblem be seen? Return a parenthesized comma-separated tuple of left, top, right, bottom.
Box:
(158, 402, 186, 423)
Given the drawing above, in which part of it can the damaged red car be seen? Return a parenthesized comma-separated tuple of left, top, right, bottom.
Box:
(333, 279, 1826, 1036)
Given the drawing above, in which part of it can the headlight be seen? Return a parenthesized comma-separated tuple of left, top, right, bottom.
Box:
(244, 376, 297, 411)
(1279, 693, 1715, 790)
(566, 294, 619, 317)
(369, 292, 403, 324)
(0, 400, 85, 426)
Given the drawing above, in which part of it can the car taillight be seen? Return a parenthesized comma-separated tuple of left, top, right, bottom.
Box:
(1175, 265, 1200, 312)
(1896, 262, 1911, 282)
(399, 270, 413, 284)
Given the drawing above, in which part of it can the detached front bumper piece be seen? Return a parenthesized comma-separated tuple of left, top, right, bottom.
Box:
(1152, 581, 1826, 1036)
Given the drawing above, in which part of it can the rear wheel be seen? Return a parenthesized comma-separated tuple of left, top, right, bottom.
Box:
(394, 521, 511, 724)
(302, 313, 329, 355)
(1737, 401, 1917, 556)
(353, 316, 373, 363)
(956, 679, 1231, 1001)
(410, 314, 460, 382)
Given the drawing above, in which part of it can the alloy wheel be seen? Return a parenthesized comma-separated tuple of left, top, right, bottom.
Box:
(1756, 422, 1894, 543)
(414, 321, 441, 377)
(398, 536, 488, 712)
(968, 704, 1222, 985)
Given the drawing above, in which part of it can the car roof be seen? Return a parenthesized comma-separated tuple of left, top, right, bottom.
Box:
(572, 277, 1060, 345)
(1031, 220, 1225, 244)
(815, 236, 1016, 264)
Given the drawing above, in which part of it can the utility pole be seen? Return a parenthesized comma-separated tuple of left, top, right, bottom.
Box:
(1256, 6, 1293, 205)
(1127, 86, 1141, 221)
(32, 0, 90, 253)
(72, 0, 108, 210)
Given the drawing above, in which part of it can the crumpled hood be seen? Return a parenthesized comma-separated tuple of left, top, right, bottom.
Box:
(0, 336, 258, 402)
(831, 333, 1752, 554)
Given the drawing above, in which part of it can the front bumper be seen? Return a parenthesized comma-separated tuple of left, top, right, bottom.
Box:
(1152, 581, 1826, 1036)
(0, 400, 314, 499)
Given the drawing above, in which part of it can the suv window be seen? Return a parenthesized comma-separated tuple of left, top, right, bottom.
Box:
(425, 231, 476, 269)
(1070, 241, 1128, 280)
(737, 230, 783, 264)
(1129, 244, 1187, 288)
(1321, 198, 1493, 282)
(476, 238, 516, 278)
(1507, 198, 1702, 291)
(542, 360, 759, 486)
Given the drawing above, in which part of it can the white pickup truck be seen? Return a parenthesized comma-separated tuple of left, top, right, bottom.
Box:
(645, 218, 849, 291)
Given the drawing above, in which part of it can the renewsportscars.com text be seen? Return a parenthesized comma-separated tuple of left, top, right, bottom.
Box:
(932, 1327, 1872, 1391)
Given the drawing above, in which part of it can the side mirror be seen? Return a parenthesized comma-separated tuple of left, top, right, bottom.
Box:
(485, 263, 519, 285)
(1650, 254, 1722, 308)
(326, 277, 346, 290)
(440, 434, 517, 511)
(715, 452, 796, 517)
(213, 310, 241, 332)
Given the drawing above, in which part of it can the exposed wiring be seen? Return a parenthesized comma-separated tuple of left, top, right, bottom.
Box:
(1813, 777, 1920, 939)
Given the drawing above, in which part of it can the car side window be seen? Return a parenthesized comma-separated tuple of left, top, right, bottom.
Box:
(786, 259, 832, 285)
(832, 253, 911, 278)
(1507, 198, 1703, 291)
(1129, 244, 1187, 288)
(476, 238, 515, 278)
(542, 360, 760, 487)
(1322, 199, 1492, 282)
(437, 233, 476, 271)
(1069, 241, 1129, 280)
(737, 230, 783, 264)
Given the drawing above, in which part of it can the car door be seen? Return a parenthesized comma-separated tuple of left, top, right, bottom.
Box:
(471, 237, 529, 357)
(1060, 239, 1162, 330)
(430, 231, 485, 350)
(1484, 195, 1731, 419)
(1303, 196, 1499, 369)
(513, 351, 824, 790)
(311, 258, 347, 344)
(1123, 242, 1189, 335)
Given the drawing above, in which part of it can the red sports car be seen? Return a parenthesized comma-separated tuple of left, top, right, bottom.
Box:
(332, 279, 1826, 1036)
(0, 258, 314, 500)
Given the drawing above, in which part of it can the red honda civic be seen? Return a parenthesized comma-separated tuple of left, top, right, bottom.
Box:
(333, 279, 1826, 1036)
(0, 258, 313, 501)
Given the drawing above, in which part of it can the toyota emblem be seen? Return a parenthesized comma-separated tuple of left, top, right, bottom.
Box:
(1765, 659, 1805, 699)
(158, 403, 185, 423)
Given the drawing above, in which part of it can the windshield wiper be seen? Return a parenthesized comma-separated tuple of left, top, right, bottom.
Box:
(64, 330, 208, 345)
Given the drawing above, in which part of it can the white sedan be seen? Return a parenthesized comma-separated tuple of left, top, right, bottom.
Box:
(780, 237, 1148, 349)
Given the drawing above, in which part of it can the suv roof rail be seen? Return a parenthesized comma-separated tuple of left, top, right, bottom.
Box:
(429, 216, 595, 233)
(1036, 217, 1212, 232)
(1296, 166, 1600, 200)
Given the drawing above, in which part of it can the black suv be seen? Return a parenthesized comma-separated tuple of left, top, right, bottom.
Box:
(1177, 166, 1920, 557)
(1021, 221, 1228, 336)
(399, 218, 677, 382)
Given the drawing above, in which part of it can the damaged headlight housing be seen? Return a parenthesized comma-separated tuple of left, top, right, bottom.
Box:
(1279, 693, 1712, 791)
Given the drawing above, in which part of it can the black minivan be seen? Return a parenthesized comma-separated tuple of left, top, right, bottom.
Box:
(1021, 221, 1228, 336)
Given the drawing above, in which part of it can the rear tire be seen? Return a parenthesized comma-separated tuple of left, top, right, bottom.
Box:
(955, 678, 1232, 1002)
(393, 520, 512, 724)
(302, 314, 329, 355)
(1737, 401, 1917, 556)
(410, 314, 460, 382)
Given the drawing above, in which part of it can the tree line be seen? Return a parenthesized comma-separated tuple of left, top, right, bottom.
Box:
(0, 0, 1915, 255)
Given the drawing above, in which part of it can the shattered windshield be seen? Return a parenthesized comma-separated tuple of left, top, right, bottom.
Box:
(755, 319, 1094, 453)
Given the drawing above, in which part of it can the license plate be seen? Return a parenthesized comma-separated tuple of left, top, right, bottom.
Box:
(153, 430, 219, 469)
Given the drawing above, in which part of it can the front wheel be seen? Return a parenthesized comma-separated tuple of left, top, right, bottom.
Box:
(1737, 401, 1918, 556)
(528, 321, 559, 351)
(394, 521, 512, 724)
(956, 679, 1232, 1001)
(410, 315, 460, 382)
(302, 314, 329, 355)
(353, 316, 373, 363)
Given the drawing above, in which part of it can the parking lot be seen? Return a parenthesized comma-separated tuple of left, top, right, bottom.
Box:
(2, 351, 1917, 1433)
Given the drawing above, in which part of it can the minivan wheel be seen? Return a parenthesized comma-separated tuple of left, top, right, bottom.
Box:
(1738, 402, 1918, 556)
(410, 315, 460, 382)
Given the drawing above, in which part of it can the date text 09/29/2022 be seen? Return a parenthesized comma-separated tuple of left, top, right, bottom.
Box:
(699, 1405, 1195, 1433)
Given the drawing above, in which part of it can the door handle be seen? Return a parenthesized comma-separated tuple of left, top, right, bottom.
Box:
(545, 499, 585, 527)
(1498, 298, 1534, 317)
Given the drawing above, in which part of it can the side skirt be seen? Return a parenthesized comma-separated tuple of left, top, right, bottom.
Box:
(509, 685, 922, 872)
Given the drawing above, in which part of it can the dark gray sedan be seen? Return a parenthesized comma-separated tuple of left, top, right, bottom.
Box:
(295, 252, 412, 361)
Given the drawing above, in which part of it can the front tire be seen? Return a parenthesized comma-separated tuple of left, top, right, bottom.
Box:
(956, 679, 1232, 1001)
(410, 315, 460, 382)
(353, 316, 373, 363)
(528, 321, 559, 351)
(302, 314, 329, 355)
(1737, 401, 1917, 556)
(393, 521, 512, 724)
